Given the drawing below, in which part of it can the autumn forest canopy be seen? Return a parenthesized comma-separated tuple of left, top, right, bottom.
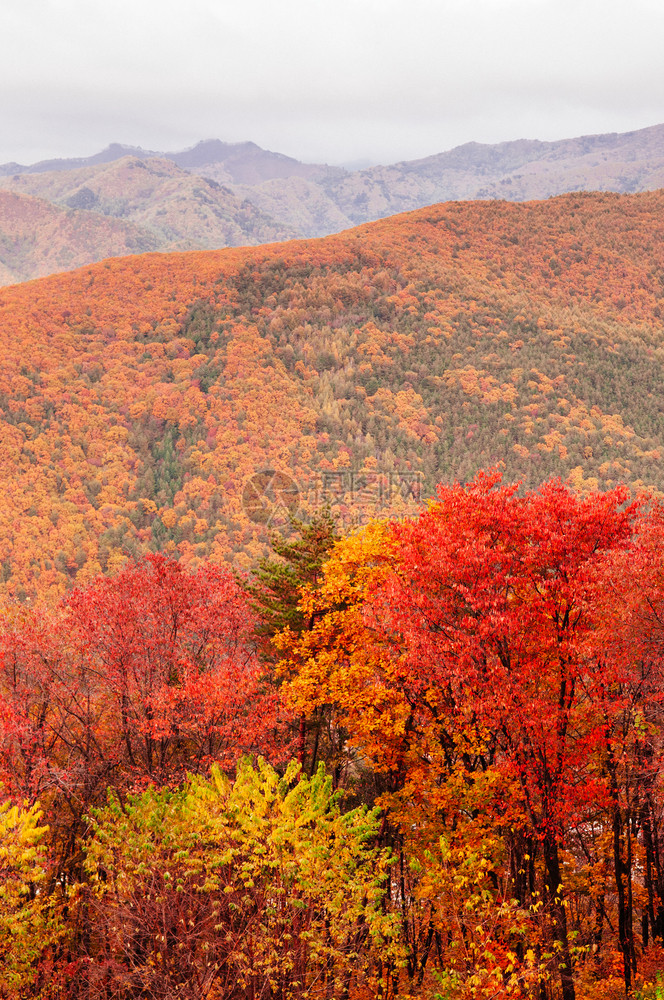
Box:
(4, 191, 664, 998)
(2, 190, 664, 600)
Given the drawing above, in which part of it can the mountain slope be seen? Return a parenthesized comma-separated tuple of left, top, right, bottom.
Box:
(0, 189, 161, 282)
(2, 189, 664, 600)
(0, 157, 295, 281)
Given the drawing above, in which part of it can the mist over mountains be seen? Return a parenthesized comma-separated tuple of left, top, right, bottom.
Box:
(2, 123, 664, 284)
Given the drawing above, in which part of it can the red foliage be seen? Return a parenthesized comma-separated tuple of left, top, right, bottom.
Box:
(65, 553, 281, 782)
(372, 472, 640, 833)
(0, 555, 286, 810)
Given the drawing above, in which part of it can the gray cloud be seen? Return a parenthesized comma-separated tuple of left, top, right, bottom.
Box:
(1, 0, 663, 165)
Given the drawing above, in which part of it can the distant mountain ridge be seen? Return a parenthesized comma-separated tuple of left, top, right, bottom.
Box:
(3, 123, 664, 283)
(0, 142, 158, 176)
(0, 138, 338, 185)
(328, 123, 664, 224)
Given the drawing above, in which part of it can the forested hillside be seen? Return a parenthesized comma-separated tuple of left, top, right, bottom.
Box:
(2, 189, 664, 600)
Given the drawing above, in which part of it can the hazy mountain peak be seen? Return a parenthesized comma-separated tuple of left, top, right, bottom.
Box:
(0, 137, 325, 182)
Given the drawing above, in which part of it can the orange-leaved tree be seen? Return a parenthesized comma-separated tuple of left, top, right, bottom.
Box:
(282, 473, 644, 999)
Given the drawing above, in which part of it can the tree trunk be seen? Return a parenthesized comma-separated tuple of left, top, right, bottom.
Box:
(297, 713, 306, 767)
(543, 833, 575, 1000)
(642, 801, 657, 943)
(606, 743, 635, 995)
(612, 801, 633, 994)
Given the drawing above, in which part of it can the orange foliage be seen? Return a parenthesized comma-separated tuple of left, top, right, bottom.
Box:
(2, 190, 664, 599)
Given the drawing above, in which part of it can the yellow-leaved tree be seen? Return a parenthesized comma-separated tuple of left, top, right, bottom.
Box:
(83, 758, 401, 999)
(0, 799, 61, 997)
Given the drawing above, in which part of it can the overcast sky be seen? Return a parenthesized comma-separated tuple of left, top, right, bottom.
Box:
(2, 0, 663, 167)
